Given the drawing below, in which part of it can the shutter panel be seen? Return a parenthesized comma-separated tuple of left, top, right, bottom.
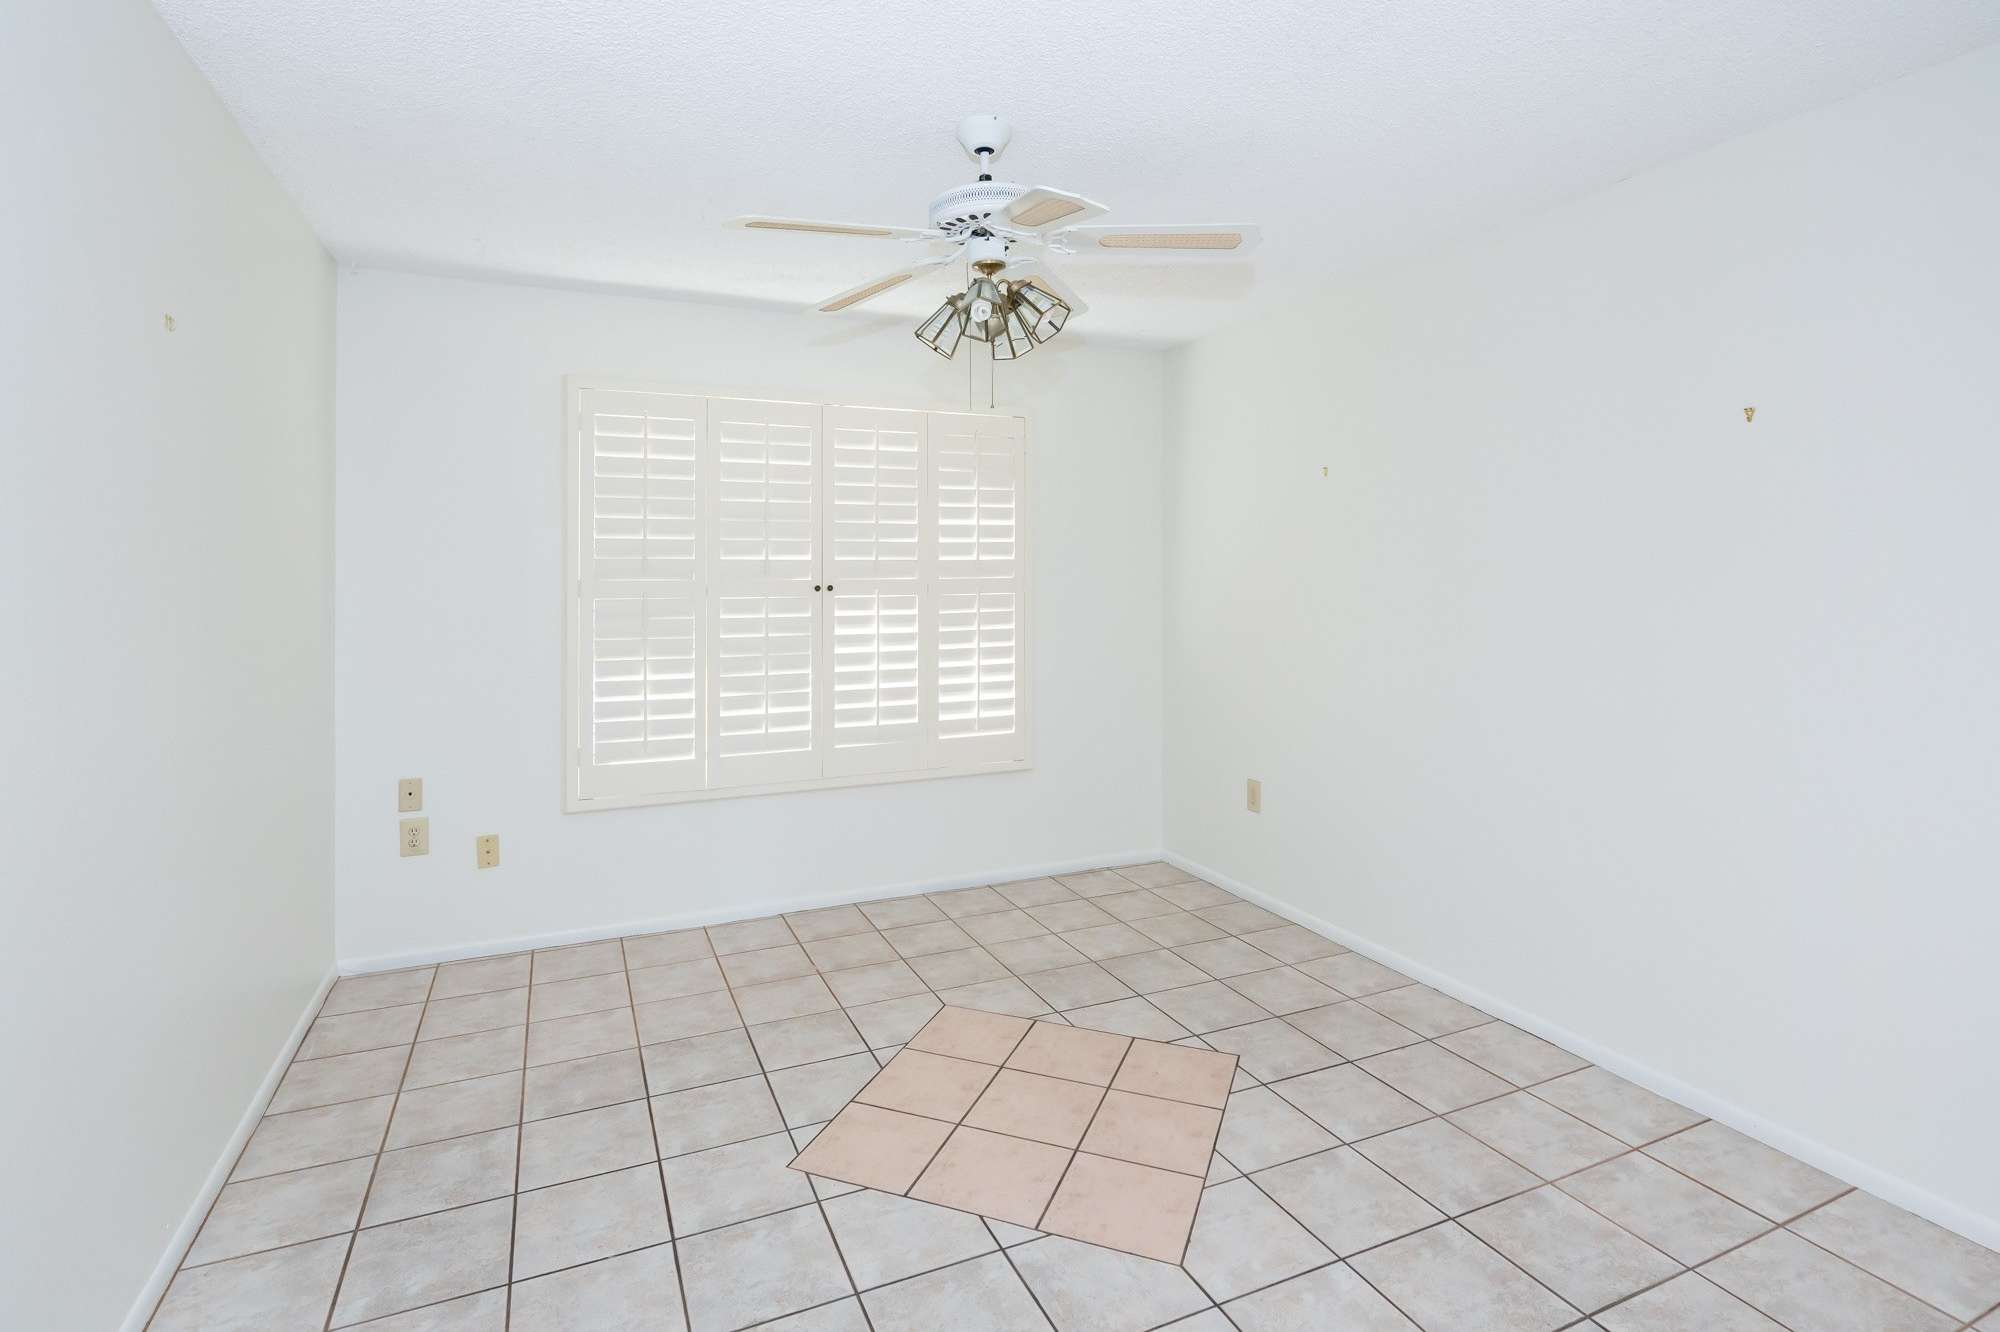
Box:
(574, 390, 707, 799)
(706, 399, 822, 786)
(929, 412, 1027, 766)
(821, 407, 928, 775)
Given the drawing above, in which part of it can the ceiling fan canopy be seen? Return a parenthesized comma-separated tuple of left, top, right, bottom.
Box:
(730, 115, 1259, 359)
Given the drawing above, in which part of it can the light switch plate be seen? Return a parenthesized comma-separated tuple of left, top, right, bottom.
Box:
(1246, 778, 1262, 814)
(399, 817, 429, 857)
(398, 778, 423, 812)
(475, 834, 500, 869)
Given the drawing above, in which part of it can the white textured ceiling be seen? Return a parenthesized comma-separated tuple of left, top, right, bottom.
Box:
(153, 0, 1998, 344)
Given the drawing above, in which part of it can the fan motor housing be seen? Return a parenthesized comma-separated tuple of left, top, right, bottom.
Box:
(928, 181, 1029, 234)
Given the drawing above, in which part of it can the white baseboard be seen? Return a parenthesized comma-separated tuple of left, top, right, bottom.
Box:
(1165, 851, 2000, 1254)
(120, 965, 339, 1332)
(338, 849, 1162, 974)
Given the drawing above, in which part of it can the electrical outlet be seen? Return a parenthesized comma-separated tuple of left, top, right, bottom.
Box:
(1246, 778, 1262, 814)
(475, 834, 500, 869)
(399, 817, 429, 857)
(398, 777, 423, 812)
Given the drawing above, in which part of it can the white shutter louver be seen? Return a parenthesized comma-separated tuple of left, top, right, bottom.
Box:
(566, 384, 1026, 809)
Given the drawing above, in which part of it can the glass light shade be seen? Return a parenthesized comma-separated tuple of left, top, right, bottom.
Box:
(1010, 280, 1071, 343)
(959, 277, 1008, 342)
(914, 294, 967, 359)
(990, 298, 1036, 360)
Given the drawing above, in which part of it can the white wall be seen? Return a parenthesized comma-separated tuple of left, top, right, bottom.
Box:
(0, 2, 336, 1327)
(1164, 43, 2000, 1243)
(334, 269, 1166, 965)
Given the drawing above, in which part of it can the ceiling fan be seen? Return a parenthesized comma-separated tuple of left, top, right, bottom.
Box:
(729, 115, 1259, 360)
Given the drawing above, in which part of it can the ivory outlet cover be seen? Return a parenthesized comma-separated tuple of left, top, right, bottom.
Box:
(398, 777, 423, 812)
(475, 834, 500, 869)
(399, 817, 429, 857)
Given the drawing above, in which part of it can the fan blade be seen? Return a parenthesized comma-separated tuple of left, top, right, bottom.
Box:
(1005, 256, 1089, 317)
(732, 215, 943, 241)
(1003, 186, 1107, 231)
(815, 254, 953, 313)
(1054, 224, 1260, 254)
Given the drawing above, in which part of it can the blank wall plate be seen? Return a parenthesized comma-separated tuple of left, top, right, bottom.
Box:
(1246, 778, 1262, 814)
(398, 777, 423, 812)
(475, 834, 500, 869)
(399, 817, 429, 857)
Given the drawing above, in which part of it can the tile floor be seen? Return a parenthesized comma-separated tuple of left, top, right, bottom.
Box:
(147, 862, 2000, 1331)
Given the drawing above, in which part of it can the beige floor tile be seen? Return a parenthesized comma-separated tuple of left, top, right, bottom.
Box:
(1239, 925, 1346, 964)
(1196, 902, 1292, 936)
(845, 992, 944, 1048)
(911, 1125, 1073, 1227)
(862, 1251, 1048, 1331)
(1057, 869, 1141, 898)
(152, 1234, 350, 1332)
(333, 1196, 513, 1325)
(1180, 1176, 1332, 1297)
(1011, 1233, 1210, 1331)
(1112, 861, 1198, 890)
(678, 1205, 853, 1331)
(631, 992, 741, 1047)
(621, 928, 713, 969)
(663, 1132, 814, 1233)
(1022, 961, 1137, 1010)
(429, 953, 531, 1000)
(1098, 889, 1178, 923)
(1203, 1017, 1340, 1082)
(1557, 1151, 1768, 1265)
(719, 943, 817, 987)
(750, 1009, 870, 1069)
(1298, 953, 1412, 997)
(271, 1046, 410, 1114)
(884, 920, 979, 957)
(802, 930, 899, 972)
(734, 974, 840, 1025)
(385, 1071, 521, 1149)
(518, 1100, 656, 1189)
(965, 1068, 1107, 1148)
(821, 1189, 997, 1288)
(908, 945, 1010, 990)
(990, 933, 1091, 974)
(417, 988, 527, 1043)
(936, 976, 1056, 1018)
(1062, 923, 1159, 961)
(1463, 1186, 1681, 1312)
(1132, 911, 1230, 948)
(1224, 1262, 1419, 1331)
(528, 1006, 640, 1066)
(363, 1125, 517, 1225)
(1530, 1067, 1702, 1145)
(860, 895, 948, 929)
(1147, 980, 1273, 1034)
(1285, 1001, 1425, 1059)
(1704, 1229, 1955, 1332)
(1350, 1222, 1578, 1331)
(1436, 1022, 1590, 1087)
(767, 1051, 880, 1127)
(652, 1072, 783, 1156)
(628, 956, 726, 1003)
(822, 959, 929, 1006)
(402, 1027, 522, 1090)
(353, 1286, 508, 1329)
(1354, 1118, 1541, 1215)
(907, 1005, 1034, 1064)
(993, 877, 1074, 907)
(1153, 882, 1235, 912)
(1172, 937, 1281, 979)
(928, 885, 1013, 919)
(1223, 966, 1343, 1016)
(527, 970, 629, 1022)
(1449, 1090, 1626, 1178)
(508, 1243, 683, 1332)
(1028, 898, 1118, 933)
(1006, 1021, 1132, 1085)
(960, 908, 1052, 945)
(856, 1048, 998, 1120)
(532, 939, 626, 982)
(1270, 1063, 1429, 1140)
(234, 1095, 393, 1181)
(1041, 1151, 1205, 1263)
(1359, 984, 1490, 1037)
(1644, 1121, 1845, 1221)
(1593, 1271, 1783, 1331)
(1100, 949, 1211, 995)
(1216, 1086, 1340, 1172)
(792, 1102, 955, 1193)
(1080, 1089, 1221, 1175)
(187, 1157, 374, 1266)
(1256, 1145, 1444, 1256)
(706, 916, 798, 955)
(301, 1002, 423, 1059)
(324, 969, 435, 1017)
(1064, 996, 1194, 1042)
(640, 1027, 762, 1093)
(1789, 1189, 2000, 1322)
(521, 1046, 645, 1121)
(513, 1162, 671, 1278)
(1359, 1042, 1513, 1113)
(1110, 1038, 1235, 1107)
(783, 904, 873, 941)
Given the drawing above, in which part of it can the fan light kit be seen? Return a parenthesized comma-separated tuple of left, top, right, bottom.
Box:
(731, 115, 1259, 361)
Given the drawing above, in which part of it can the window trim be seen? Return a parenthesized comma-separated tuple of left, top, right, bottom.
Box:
(561, 377, 1033, 813)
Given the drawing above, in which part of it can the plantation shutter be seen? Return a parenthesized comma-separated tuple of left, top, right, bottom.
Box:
(821, 406, 928, 776)
(573, 389, 706, 798)
(929, 412, 1027, 766)
(705, 398, 822, 787)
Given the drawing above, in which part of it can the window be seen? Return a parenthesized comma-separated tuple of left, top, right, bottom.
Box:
(565, 383, 1028, 809)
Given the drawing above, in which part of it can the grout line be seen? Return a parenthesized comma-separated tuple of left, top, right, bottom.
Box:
(614, 936, 693, 1332)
